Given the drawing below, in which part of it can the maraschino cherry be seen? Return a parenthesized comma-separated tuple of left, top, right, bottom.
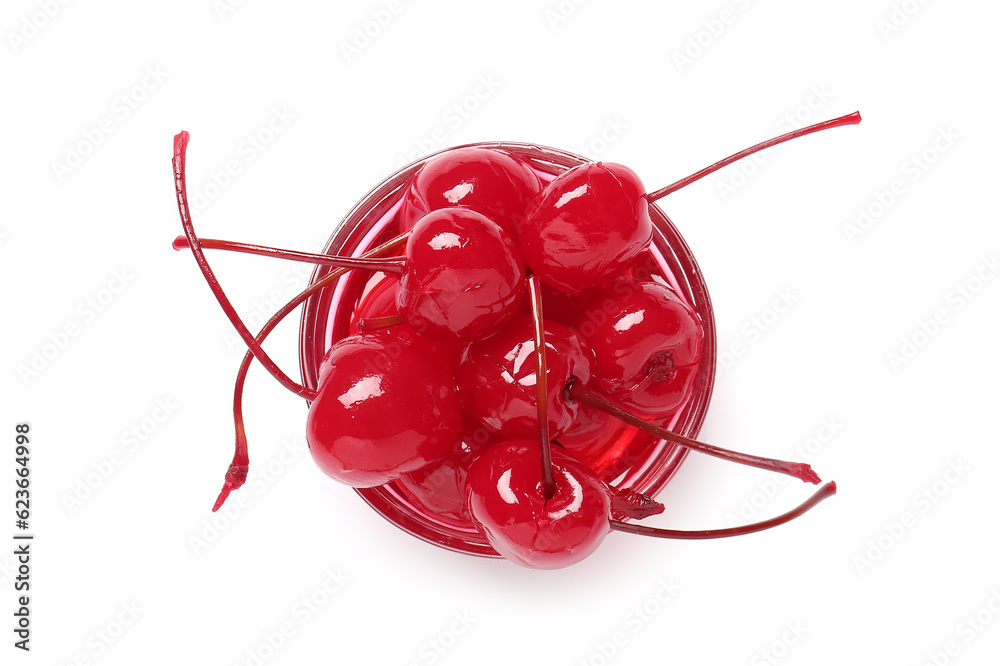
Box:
(465, 439, 612, 569)
(306, 331, 463, 487)
(469, 435, 837, 568)
(519, 161, 651, 294)
(468, 437, 836, 569)
(398, 207, 525, 341)
(572, 277, 704, 416)
(175, 205, 525, 343)
(518, 112, 862, 294)
(400, 146, 542, 240)
(393, 431, 487, 523)
(208, 233, 412, 510)
(457, 315, 594, 440)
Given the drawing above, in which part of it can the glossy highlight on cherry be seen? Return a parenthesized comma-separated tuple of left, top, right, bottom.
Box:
(172, 111, 859, 568)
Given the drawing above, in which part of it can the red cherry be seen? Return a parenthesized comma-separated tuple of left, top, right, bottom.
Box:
(173, 208, 526, 344)
(519, 162, 651, 295)
(399, 207, 526, 342)
(465, 440, 611, 569)
(351, 274, 461, 373)
(457, 315, 593, 440)
(401, 147, 542, 240)
(573, 278, 703, 415)
(200, 230, 411, 511)
(393, 434, 487, 523)
(306, 331, 463, 487)
(517, 112, 864, 296)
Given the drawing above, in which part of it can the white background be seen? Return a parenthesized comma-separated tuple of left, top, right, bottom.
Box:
(3, 1, 999, 664)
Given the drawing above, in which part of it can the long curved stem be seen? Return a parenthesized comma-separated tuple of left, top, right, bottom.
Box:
(610, 481, 836, 539)
(172, 236, 407, 275)
(173, 131, 313, 399)
(212, 231, 411, 511)
(646, 111, 861, 201)
(565, 379, 820, 483)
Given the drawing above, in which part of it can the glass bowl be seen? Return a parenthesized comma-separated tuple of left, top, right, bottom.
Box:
(298, 142, 716, 557)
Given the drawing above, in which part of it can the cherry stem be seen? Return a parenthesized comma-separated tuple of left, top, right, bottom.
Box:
(172, 132, 315, 400)
(214, 364, 249, 512)
(646, 111, 862, 201)
(172, 235, 407, 275)
(565, 379, 821, 484)
(213, 230, 411, 511)
(529, 275, 557, 501)
(610, 481, 836, 539)
(608, 486, 665, 521)
(358, 313, 404, 333)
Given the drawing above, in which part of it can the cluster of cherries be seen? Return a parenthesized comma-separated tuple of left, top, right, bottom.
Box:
(172, 111, 859, 568)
